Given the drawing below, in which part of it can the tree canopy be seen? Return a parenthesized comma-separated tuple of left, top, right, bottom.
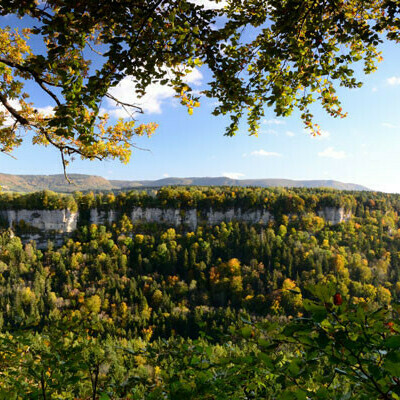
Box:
(2, 187, 400, 397)
(0, 0, 399, 174)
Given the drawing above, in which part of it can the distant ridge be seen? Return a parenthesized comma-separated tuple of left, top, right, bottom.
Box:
(0, 173, 370, 193)
(125, 177, 370, 191)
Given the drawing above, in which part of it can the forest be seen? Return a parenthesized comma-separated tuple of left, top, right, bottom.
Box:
(1, 186, 400, 399)
(0, 185, 382, 212)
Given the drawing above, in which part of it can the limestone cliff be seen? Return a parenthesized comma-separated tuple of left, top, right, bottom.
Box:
(0, 209, 78, 232)
(0, 206, 351, 248)
(316, 207, 352, 225)
(88, 207, 273, 230)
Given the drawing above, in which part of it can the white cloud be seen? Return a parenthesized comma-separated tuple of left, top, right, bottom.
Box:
(187, 69, 203, 85)
(107, 67, 203, 116)
(108, 79, 174, 115)
(99, 107, 108, 116)
(262, 129, 277, 135)
(0, 99, 21, 126)
(247, 149, 282, 157)
(387, 77, 400, 86)
(372, 87, 378, 92)
(305, 129, 330, 140)
(188, 0, 227, 9)
(286, 130, 295, 137)
(1, 102, 55, 126)
(382, 122, 398, 129)
(319, 130, 331, 139)
(223, 172, 245, 179)
(318, 147, 346, 159)
(163, 173, 170, 178)
(262, 118, 286, 125)
(36, 105, 55, 117)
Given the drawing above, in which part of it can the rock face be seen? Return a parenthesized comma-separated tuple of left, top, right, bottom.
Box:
(0, 209, 78, 232)
(130, 207, 198, 230)
(128, 207, 273, 230)
(18, 233, 66, 249)
(317, 207, 351, 224)
(0, 206, 351, 248)
(89, 209, 117, 226)
(201, 208, 272, 227)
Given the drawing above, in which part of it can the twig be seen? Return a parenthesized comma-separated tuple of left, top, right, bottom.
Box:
(0, 150, 17, 160)
(87, 41, 104, 56)
(105, 93, 143, 113)
(0, 57, 62, 106)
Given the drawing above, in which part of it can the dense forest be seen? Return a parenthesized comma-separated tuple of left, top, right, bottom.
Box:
(2, 187, 400, 399)
(0, 185, 387, 211)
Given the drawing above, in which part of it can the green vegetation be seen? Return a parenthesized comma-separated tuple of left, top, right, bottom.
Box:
(0, 185, 373, 212)
(0, 190, 77, 211)
(2, 186, 400, 398)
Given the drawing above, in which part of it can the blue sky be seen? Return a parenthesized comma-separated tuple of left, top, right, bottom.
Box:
(1, 8, 400, 193)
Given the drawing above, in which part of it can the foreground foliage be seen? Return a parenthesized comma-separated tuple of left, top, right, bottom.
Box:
(2, 293, 400, 399)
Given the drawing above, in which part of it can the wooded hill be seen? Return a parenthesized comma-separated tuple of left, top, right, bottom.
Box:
(0, 173, 369, 193)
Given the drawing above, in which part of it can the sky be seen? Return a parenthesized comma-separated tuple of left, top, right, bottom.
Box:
(1, 6, 400, 193)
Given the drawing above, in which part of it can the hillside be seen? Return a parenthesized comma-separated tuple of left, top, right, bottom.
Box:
(129, 177, 369, 191)
(0, 173, 370, 192)
(0, 173, 113, 192)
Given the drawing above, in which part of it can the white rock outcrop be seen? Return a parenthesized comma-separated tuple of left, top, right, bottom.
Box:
(317, 207, 351, 224)
(0, 206, 351, 240)
(89, 209, 117, 226)
(130, 207, 196, 230)
(202, 208, 272, 227)
(129, 207, 272, 230)
(0, 209, 78, 232)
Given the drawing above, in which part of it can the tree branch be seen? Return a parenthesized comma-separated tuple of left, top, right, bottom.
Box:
(105, 93, 143, 113)
(0, 91, 103, 182)
(0, 57, 62, 106)
(0, 92, 29, 125)
(132, 0, 165, 48)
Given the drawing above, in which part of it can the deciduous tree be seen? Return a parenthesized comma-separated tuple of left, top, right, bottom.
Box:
(0, 0, 399, 173)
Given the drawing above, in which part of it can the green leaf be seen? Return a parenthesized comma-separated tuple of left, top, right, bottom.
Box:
(241, 326, 252, 338)
(385, 336, 400, 349)
(316, 387, 329, 398)
(302, 299, 327, 322)
(258, 338, 270, 348)
(240, 316, 253, 325)
(384, 360, 400, 376)
(287, 359, 301, 377)
(258, 352, 274, 369)
(316, 331, 330, 348)
(294, 390, 308, 400)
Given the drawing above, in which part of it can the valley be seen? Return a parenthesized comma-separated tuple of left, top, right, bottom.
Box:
(0, 186, 399, 398)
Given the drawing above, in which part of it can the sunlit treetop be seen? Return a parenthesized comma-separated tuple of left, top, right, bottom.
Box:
(0, 0, 399, 177)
